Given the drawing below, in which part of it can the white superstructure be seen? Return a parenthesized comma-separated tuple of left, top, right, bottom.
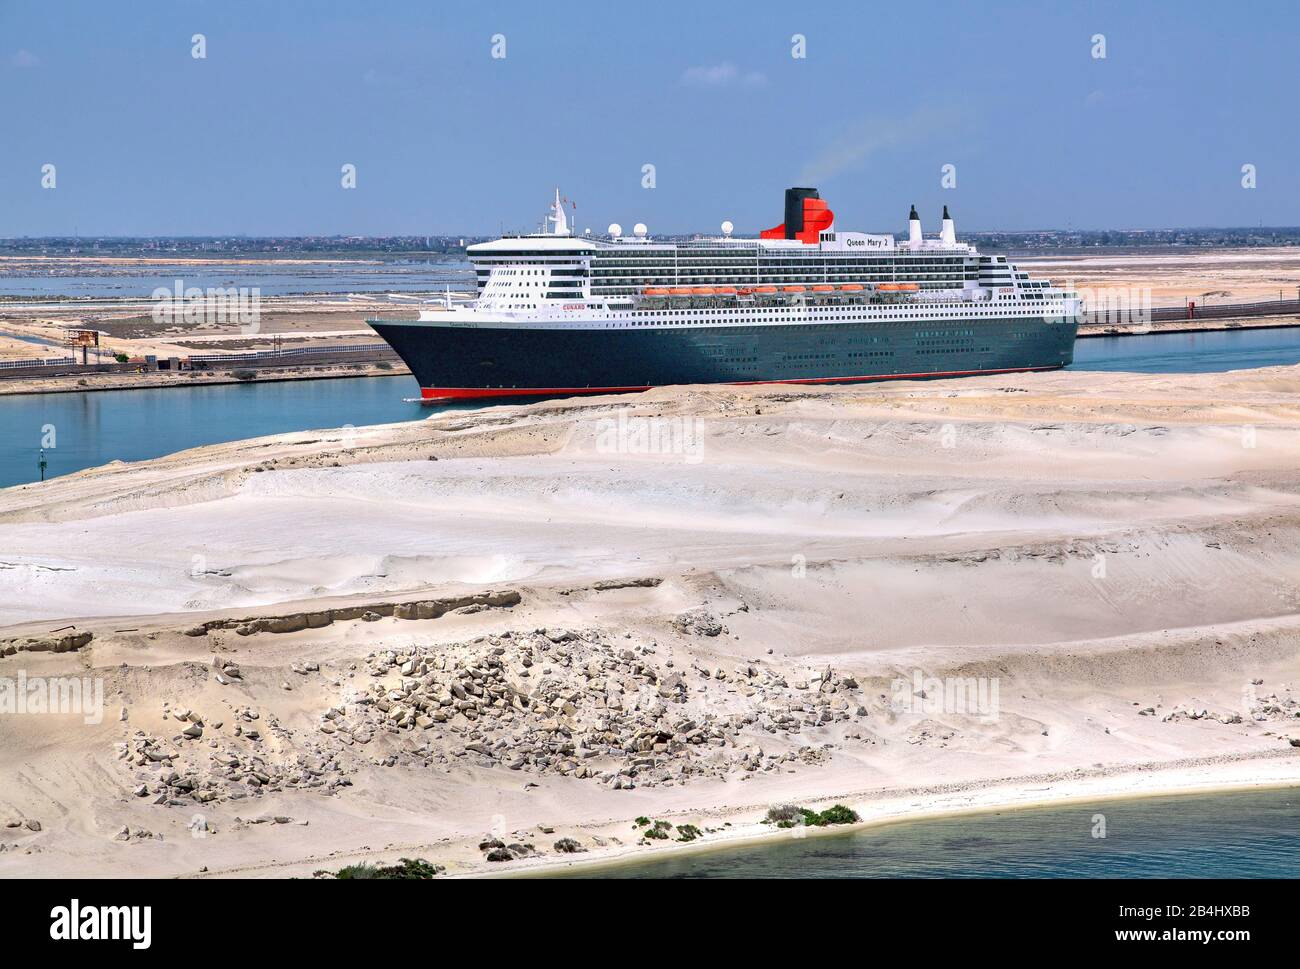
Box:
(419, 188, 1078, 330)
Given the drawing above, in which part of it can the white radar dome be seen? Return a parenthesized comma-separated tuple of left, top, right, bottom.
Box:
(721, 220, 734, 236)
(633, 222, 647, 237)
(607, 223, 623, 238)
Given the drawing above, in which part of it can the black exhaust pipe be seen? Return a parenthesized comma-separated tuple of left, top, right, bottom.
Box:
(783, 187, 820, 241)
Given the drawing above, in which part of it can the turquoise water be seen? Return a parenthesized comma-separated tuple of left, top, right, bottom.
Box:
(1072, 325, 1300, 372)
(542, 788, 1300, 878)
(0, 375, 430, 489)
(2, 327, 1298, 489)
(0, 259, 474, 298)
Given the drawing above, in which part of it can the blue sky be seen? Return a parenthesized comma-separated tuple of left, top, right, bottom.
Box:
(2, 0, 1298, 236)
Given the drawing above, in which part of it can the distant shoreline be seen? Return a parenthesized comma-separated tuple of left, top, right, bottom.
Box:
(498, 764, 1300, 881)
(1077, 315, 1300, 338)
(0, 361, 413, 397)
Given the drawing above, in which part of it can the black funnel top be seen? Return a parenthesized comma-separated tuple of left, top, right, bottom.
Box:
(942, 205, 951, 220)
(784, 187, 820, 240)
(909, 205, 919, 221)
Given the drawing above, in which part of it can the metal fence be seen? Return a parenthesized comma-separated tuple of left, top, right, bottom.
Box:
(0, 356, 76, 371)
(1149, 298, 1300, 322)
(187, 343, 394, 365)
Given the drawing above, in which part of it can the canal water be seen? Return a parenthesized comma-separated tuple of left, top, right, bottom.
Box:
(0, 258, 473, 298)
(1072, 325, 1300, 372)
(0, 374, 428, 489)
(539, 787, 1300, 878)
(1, 327, 1298, 489)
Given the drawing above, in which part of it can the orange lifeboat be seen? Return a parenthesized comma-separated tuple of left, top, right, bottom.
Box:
(839, 283, 864, 292)
(811, 284, 835, 293)
(691, 286, 715, 296)
(642, 287, 668, 297)
(880, 282, 920, 292)
(755, 286, 778, 294)
(783, 285, 806, 293)
(668, 287, 692, 296)
(715, 286, 737, 295)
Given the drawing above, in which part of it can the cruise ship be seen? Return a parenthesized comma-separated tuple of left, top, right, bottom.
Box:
(368, 187, 1079, 401)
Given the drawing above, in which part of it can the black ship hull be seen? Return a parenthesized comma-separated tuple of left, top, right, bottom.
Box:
(368, 315, 1077, 401)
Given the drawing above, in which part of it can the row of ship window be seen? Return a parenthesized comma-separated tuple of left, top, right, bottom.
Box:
(702, 350, 899, 363)
(592, 314, 1038, 330)
(478, 260, 976, 271)
(588, 268, 977, 276)
(491, 295, 1060, 313)
(589, 278, 977, 285)
(613, 306, 1047, 318)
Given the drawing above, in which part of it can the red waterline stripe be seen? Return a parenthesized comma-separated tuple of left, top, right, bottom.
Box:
(419, 365, 1060, 401)
(421, 384, 651, 400)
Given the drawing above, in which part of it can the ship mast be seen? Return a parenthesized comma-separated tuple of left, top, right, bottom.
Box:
(547, 187, 571, 236)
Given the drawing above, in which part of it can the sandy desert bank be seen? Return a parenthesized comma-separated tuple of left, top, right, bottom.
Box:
(1, 366, 1298, 877)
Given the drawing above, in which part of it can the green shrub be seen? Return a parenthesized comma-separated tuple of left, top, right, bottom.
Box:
(329, 857, 444, 879)
(329, 864, 378, 879)
(765, 804, 803, 824)
(817, 804, 860, 825)
(766, 803, 860, 828)
(676, 824, 702, 842)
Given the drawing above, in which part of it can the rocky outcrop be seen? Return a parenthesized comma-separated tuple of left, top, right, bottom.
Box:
(311, 627, 867, 789)
(0, 630, 92, 656)
(114, 623, 872, 810)
(672, 610, 724, 637)
(187, 589, 522, 637)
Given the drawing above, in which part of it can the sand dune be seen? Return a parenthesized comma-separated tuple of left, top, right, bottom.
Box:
(1, 367, 1298, 877)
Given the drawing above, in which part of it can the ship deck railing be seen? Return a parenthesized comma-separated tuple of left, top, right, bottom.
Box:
(630, 291, 957, 310)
